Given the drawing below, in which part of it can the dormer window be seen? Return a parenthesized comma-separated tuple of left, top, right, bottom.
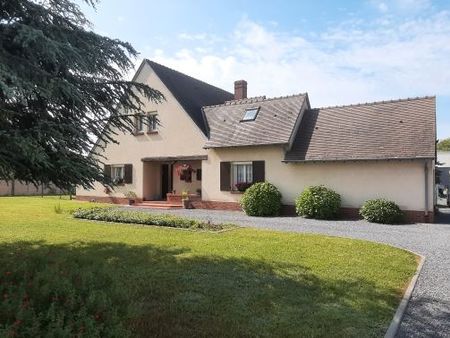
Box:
(241, 107, 259, 122)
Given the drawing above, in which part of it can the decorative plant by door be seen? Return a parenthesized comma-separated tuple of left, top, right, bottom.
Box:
(175, 163, 194, 183)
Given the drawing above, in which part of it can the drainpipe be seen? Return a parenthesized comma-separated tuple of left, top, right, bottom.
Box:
(424, 161, 429, 216)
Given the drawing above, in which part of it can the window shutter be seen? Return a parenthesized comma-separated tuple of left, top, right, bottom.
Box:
(133, 115, 138, 134)
(196, 169, 202, 181)
(252, 161, 265, 183)
(124, 164, 133, 184)
(104, 165, 111, 183)
(220, 162, 231, 191)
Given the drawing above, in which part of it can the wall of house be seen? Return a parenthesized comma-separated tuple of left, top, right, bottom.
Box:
(172, 160, 202, 195)
(202, 145, 434, 212)
(76, 62, 208, 200)
(142, 162, 161, 200)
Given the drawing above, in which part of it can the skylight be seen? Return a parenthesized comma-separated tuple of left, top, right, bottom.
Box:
(242, 107, 260, 121)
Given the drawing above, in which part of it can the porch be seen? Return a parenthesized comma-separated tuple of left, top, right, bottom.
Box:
(140, 155, 206, 207)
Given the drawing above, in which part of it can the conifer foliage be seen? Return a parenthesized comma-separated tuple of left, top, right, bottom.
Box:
(0, 0, 163, 189)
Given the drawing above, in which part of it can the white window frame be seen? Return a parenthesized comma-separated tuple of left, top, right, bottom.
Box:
(231, 162, 253, 190)
(147, 112, 158, 132)
(111, 165, 124, 184)
(241, 107, 260, 121)
(136, 114, 145, 133)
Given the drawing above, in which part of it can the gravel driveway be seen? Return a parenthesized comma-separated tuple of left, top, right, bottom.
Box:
(123, 205, 450, 337)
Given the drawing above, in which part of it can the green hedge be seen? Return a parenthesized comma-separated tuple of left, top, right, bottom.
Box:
(240, 182, 282, 217)
(73, 207, 231, 231)
(359, 199, 404, 224)
(295, 185, 341, 219)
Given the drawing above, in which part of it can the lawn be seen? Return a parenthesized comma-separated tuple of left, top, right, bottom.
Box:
(0, 197, 417, 337)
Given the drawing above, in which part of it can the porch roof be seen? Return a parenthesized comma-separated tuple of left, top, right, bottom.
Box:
(141, 155, 208, 162)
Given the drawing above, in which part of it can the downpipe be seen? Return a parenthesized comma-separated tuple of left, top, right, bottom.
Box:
(424, 161, 429, 216)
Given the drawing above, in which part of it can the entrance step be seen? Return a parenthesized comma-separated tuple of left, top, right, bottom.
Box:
(134, 201, 183, 209)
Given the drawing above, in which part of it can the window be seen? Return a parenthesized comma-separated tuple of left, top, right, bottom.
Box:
(241, 107, 259, 121)
(135, 114, 144, 133)
(111, 165, 124, 184)
(232, 162, 252, 189)
(147, 113, 158, 132)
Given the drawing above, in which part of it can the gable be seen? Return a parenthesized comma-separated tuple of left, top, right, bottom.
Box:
(145, 60, 234, 135)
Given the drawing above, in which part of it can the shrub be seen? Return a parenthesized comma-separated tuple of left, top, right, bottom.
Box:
(295, 185, 341, 219)
(124, 191, 137, 199)
(359, 199, 404, 224)
(73, 207, 231, 231)
(240, 182, 282, 217)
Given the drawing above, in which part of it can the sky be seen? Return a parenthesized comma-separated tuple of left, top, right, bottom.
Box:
(79, 0, 450, 139)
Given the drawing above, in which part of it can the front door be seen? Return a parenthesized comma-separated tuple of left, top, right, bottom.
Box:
(161, 164, 169, 199)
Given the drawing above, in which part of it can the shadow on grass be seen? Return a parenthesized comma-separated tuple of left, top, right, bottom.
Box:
(0, 241, 400, 337)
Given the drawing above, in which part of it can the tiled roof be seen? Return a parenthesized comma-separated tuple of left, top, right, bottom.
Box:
(146, 60, 234, 135)
(203, 94, 308, 148)
(284, 96, 436, 162)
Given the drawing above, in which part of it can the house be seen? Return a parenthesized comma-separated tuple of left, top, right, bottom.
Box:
(76, 59, 436, 222)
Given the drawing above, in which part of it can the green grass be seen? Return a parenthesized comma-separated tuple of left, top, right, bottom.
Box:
(0, 197, 417, 337)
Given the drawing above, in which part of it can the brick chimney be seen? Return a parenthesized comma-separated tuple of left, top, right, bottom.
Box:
(234, 80, 247, 100)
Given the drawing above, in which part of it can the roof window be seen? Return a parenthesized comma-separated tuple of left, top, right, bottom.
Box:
(241, 107, 260, 121)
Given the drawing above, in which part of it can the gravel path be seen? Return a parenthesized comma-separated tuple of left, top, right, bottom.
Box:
(123, 205, 450, 337)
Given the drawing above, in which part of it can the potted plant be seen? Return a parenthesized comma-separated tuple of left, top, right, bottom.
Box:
(124, 191, 137, 205)
(181, 190, 191, 209)
(235, 182, 253, 192)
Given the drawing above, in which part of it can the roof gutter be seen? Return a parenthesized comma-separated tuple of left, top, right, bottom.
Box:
(204, 142, 288, 150)
(282, 156, 435, 163)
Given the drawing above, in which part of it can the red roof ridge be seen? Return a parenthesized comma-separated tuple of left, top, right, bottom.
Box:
(311, 95, 435, 110)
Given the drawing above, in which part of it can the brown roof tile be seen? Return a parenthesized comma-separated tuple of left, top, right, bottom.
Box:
(203, 94, 307, 148)
(284, 96, 436, 162)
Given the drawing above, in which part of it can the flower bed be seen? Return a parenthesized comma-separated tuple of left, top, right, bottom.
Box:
(73, 207, 233, 231)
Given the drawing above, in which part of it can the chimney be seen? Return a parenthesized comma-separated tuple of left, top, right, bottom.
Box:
(234, 80, 247, 100)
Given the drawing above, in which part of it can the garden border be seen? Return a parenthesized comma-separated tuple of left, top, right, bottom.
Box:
(384, 251, 425, 338)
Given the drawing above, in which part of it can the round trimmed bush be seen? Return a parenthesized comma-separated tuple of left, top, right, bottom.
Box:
(295, 185, 341, 219)
(240, 182, 282, 217)
(359, 199, 404, 224)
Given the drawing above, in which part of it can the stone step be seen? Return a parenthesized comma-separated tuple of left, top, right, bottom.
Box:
(134, 201, 183, 209)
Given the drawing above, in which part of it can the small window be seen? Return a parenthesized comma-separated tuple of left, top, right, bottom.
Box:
(135, 114, 145, 133)
(147, 113, 158, 132)
(231, 162, 252, 190)
(242, 107, 259, 121)
(111, 165, 124, 184)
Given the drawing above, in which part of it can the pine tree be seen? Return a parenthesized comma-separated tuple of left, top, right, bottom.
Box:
(0, 0, 163, 190)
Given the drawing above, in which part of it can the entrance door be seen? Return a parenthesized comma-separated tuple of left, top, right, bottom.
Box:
(161, 164, 169, 199)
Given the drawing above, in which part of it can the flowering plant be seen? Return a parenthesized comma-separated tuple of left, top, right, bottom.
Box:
(176, 163, 194, 182)
(235, 182, 253, 192)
